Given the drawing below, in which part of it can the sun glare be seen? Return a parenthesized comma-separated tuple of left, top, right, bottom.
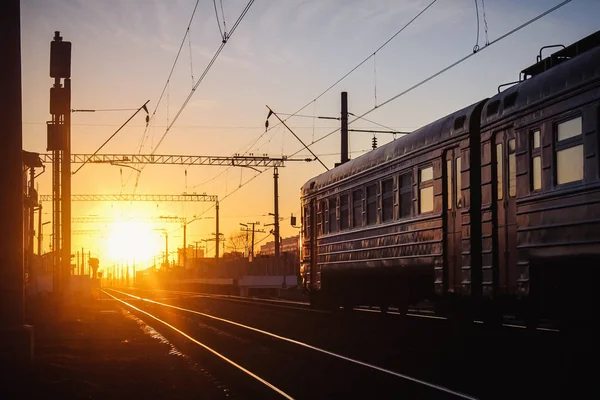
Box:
(106, 221, 161, 264)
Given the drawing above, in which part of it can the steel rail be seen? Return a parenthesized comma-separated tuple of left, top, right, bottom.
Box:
(102, 289, 294, 399)
(125, 287, 560, 332)
(107, 288, 477, 400)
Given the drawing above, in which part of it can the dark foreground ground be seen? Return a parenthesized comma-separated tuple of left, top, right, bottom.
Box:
(1, 287, 595, 399)
(0, 292, 231, 400)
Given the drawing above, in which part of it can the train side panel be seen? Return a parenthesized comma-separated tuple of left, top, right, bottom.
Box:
(480, 44, 600, 323)
(300, 101, 485, 311)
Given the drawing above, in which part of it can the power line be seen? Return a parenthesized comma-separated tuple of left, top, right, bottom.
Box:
(71, 108, 138, 112)
(473, 0, 480, 53)
(249, 0, 439, 144)
(124, 0, 255, 194)
(203, 0, 439, 194)
(137, 0, 201, 154)
(155, 0, 573, 232)
(72, 101, 150, 175)
(213, 0, 224, 40)
(150, 0, 255, 155)
(297, 0, 573, 152)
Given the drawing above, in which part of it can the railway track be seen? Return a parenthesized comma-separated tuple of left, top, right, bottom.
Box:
(124, 286, 558, 332)
(104, 288, 476, 399)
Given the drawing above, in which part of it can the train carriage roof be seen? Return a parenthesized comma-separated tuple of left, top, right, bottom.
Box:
(301, 100, 485, 195)
(482, 32, 600, 127)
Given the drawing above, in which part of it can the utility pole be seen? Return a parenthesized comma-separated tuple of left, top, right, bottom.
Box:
(37, 206, 43, 254)
(215, 201, 220, 264)
(0, 0, 33, 364)
(240, 223, 248, 257)
(240, 222, 264, 260)
(341, 91, 349, 165)
(193, 241, 201, 268)
(165, 232, 169, 267)
(273, 167, 282, 286)
(183, 220, 187, 268)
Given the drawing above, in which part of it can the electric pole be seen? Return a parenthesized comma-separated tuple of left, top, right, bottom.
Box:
(341, 91, 349, 164)
(274, 167, 281, 285)
(240, 222, 264, 260)
(215, 201, 220, 264)
(183, 220, 186, 268)
(193, 241, 201, 267)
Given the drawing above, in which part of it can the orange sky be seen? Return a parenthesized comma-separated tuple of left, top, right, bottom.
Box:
(20, 0, 599, 269)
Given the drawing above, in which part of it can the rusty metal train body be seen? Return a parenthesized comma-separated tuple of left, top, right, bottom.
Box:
(300, 32, 600, 324)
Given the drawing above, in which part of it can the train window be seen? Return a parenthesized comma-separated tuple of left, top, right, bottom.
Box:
(303, 206, 310, 239)
(557, 146, 584, 184)
(420, 167, 433, 182)
(556, 117, 584, 185)
(382, 179, 394, 222)
(419, 166, 434, 214)
(532, 130, 541, 149)
(456, 157, 462, 208)
(420, 187, 434, 213)
(446, 159, 452, 210)
(366, 184, 377, 225)
(352, 189, 362, 228)
(557, 117, 582, 141)
(399, 173, 412, 218)
(340, 194, 349, 231)
(509, 139, 516, 197)
(328, 198, 337, 233)
(532, 157, 542, 190)
(317, 200, 325, 236)
(496, 143, 503, 200)
(531, 130, 542, 191)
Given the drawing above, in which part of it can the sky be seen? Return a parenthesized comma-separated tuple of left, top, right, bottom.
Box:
(20, 0, 600, 268)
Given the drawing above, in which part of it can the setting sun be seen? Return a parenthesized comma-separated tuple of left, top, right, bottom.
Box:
(105, 220, 163, 265)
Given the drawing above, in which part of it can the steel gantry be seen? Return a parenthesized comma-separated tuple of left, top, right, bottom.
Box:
(40, 153, 312, 269)
(39, 193, 218, 202)
(39, 153, 310, 171)
(39, 193, 221, 263)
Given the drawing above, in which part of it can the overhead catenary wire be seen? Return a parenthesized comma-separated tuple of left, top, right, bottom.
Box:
(127, 0, 255, 195)
(191, 0, 572, 220)
(473, 0, 480, 53)
(482, 0, 490, 45)
(213, 0, 224, 40)
(136, 0, 201, 155)
(150, 0, 256, 155)
(248, 0, 439, 145)
(294, 0, 573, 153)
(72, 100, 150, 175)
(189, 1, 437, 192)
(208, 0, 574, 210)
(220, 0, 227, 39)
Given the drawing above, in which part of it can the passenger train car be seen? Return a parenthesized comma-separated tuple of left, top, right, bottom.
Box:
(300, 31, 600, 326)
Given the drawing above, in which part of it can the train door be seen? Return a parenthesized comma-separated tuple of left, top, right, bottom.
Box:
(309, 198, 318, 291)
(444, 148, 462, 294)
(493, 130, 517, 298)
